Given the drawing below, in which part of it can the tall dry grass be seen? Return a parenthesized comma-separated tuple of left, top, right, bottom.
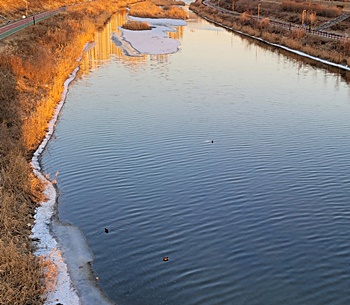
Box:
(189, 0, 350, 68)
(0, 0, 86, 19)
(122, 21, 152, 30)
(130, 1, 188, 19)
(0, 240, 44, 305)
(0, 1, 135, 304)
(152, 0, 186, 6)
(281, 1, 342, 18)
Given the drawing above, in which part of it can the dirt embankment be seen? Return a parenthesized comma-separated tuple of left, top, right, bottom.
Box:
(0, 1, 135, 304)
(189, 0, 350, 69)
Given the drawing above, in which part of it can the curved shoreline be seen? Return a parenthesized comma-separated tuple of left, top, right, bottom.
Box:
(30, 63, 115, 305)
(30, 67, 81, 305)
(28, 8, 348, 305)
(190, 6, 350, 73)
(29, 15, 187, 305)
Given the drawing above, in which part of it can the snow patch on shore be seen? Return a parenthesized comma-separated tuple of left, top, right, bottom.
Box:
(31, 68, 81, 305)
(31, 58, 115, 304)
(28, 18, 189, 305)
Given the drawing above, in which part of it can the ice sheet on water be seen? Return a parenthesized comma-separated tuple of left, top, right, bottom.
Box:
(30, 65, 114, 304)
(112, 32, 142, 57)
(52, 221, 115, 305)
(113, 17, 186, 55)
(128, 16, 187, 26)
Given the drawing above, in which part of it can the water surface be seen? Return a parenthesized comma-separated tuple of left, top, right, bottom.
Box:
(42, 10, 350, 305)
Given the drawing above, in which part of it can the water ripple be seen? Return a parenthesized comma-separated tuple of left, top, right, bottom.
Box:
(42, 17, 350, 305)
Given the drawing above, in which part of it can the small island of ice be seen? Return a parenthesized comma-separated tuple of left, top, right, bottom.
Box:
(112, 17, 187, 56)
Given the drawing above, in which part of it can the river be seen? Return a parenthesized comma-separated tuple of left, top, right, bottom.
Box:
(41, 8, 350, 305)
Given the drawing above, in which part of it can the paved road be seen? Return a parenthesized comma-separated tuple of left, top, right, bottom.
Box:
(0, 8, 66, 41)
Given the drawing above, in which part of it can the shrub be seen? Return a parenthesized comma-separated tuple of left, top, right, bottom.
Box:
(166, 6, 188, 19)
(340, 39, 350, 55)
(240, 11, 254, 25)
(281, 1, 342, 18)
(291, 27, 306, 39)
(259, 17, 270, 28)
(129, 2, 163, 18)
(0, 1, 137, 304)
(122, 21, 151, 30)
(129, 1, 187, 19)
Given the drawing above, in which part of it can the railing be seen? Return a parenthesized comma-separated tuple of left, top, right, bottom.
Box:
(0, 7, 66, 41)
(202, 0, 349, 41)
(268, 19, 348, 40)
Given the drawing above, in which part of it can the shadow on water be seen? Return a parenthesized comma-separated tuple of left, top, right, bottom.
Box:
(248, 38, 350, 84)
(214, 22, 350, 85)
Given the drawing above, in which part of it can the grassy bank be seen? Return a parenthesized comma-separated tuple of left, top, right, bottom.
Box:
(189, 0, 350, 68)
(129, 0, 188, 19)
(0, 1, 133, 304)
(121, 0, 187, 30)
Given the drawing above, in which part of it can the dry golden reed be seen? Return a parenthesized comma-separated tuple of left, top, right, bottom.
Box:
(0, 1, 136, 304)
(122, 21, 152, 30)
(130, 1, 188, 19)
(189, 0, 350, 67)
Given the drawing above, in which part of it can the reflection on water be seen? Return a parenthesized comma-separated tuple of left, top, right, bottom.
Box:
(44, 9, 350, 305)
(80, 11, 147, 73)
(226, 27, 350, 85)
(80, 11, 185, 74)
(168, 25, 184, 40)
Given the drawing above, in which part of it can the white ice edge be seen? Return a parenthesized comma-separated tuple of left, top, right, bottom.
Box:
(29, 13, 348, 305)
(198, 14, 350, 72)
(128, 16, 187, 26)
(30, 67, 81, 305)
(31, 46, 115, 304)
(113, 17, 186, 55)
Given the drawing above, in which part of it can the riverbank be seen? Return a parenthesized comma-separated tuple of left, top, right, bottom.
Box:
(0, 0, 347, 303)
(0, 0, 189, 303)
(189, 0, 350, 73)
(0, 1, 134, 304)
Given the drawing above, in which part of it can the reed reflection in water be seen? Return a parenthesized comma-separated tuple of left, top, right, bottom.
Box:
(43, 11, 350, 305)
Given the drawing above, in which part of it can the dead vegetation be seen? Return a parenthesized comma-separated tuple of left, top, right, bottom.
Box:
(122, 20, 152, 30)
(212, 0, 350, 35)
(0, 0, 133, 304)
(190, 0, 350, 67)
(152, 0, 186, 6)
(281, 1, 342, 18)
(129, 1, 188, 19)
(0, 0, 87, 21)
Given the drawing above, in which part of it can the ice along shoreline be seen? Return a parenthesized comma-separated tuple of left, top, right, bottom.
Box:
(191, 11, 350, 73)
(29, 11, 348, 305)
(29, 17, 187, 305)
(30, 65, 115, 305)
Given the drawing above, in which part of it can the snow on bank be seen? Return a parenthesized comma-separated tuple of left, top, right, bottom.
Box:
(198, 14, 350, 72)
(31, 68, 81, 305)
(113, 17, 187, 55)
(31, 59, 114, 304)
(29, 16, 188, 303)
